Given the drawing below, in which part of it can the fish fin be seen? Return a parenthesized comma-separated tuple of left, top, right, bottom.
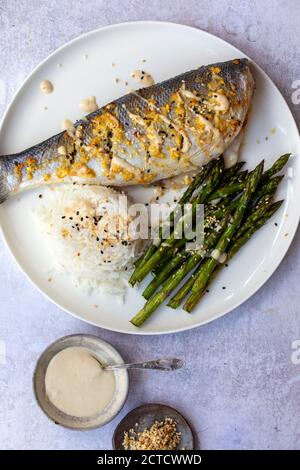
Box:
(0, 158, 9, 204)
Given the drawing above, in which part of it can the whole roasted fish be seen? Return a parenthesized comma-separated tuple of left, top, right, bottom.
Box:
(0, 58, 254, 203)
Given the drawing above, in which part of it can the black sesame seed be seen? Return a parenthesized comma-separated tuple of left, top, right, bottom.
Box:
(145, 203, 149, 207)
(76, 211, 79, 216)
(69, 217, 73, 220)
(61, 216, 66, 219)
(96, 237, 100, 241)
(38, 194, 42, 198)
(275, 222, 278, 227)
(225, 263, 228, 267)
(222, 286, 226, 290)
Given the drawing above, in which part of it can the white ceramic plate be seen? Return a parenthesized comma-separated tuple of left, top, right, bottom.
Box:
(0, 21, 299, 335)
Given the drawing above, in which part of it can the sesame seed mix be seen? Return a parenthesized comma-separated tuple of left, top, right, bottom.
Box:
(122, 418, 181, 451)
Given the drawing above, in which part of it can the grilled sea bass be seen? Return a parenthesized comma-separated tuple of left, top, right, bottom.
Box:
(0, 59, 254, 203)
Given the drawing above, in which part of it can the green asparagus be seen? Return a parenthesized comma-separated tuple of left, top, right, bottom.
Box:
(260, 153, 290, 182)
(222, 161, 245, 183)
(183, 161, 264, 312)
(129, 154, 288, 326)
(129, 159, 220, 285)
(130, 207, 231, 326)
(131, 159, 224, 284)
(168, 200, 283, 309)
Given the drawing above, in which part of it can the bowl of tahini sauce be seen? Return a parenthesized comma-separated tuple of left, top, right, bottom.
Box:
(33, 335, 128, 429)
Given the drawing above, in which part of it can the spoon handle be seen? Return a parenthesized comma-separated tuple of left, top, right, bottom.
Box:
(105, 358, 184, 371)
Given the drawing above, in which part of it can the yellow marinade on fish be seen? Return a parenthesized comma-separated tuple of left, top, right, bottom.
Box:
(0, 59, 255, 203)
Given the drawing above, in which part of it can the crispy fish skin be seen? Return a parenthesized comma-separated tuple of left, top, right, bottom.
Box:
(0, 58, 254, 203)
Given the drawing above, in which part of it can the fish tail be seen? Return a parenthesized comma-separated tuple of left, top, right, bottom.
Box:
(0, 158, 9, 203)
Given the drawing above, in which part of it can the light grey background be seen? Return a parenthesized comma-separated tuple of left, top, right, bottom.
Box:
(0, 0, 300, 450)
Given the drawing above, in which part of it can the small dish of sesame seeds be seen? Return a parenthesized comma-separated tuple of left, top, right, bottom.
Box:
(112, 403, 195, 450)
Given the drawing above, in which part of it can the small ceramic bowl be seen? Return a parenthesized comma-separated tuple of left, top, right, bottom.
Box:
(33, 334, 129, 430)
(113, 403, 195, 450)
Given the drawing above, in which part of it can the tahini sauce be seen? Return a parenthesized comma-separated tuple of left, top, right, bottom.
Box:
(45, 347, 115, 418)
(131, 70, 155, 87)
(40, 80, 54, 94)
(223, 130, 244, 168)
(79, 96, 99, 113)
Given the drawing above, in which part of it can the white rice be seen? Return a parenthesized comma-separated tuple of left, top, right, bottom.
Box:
(35, 185, 143, 296)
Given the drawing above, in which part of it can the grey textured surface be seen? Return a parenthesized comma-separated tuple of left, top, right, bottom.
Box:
(0, 0, 300, 450)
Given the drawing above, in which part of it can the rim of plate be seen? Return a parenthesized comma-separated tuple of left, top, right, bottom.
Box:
(0, 21, 299, 336)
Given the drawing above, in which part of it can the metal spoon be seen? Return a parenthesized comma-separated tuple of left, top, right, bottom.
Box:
(102, 357, 184, 371)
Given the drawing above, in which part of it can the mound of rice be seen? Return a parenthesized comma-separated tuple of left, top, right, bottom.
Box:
(36, 185, 143, 296)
